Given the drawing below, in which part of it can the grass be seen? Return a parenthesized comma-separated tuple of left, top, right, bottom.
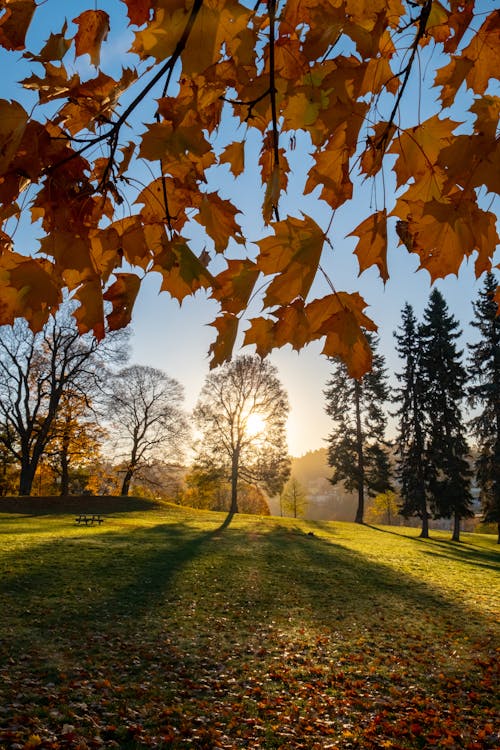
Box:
(0, 504, 498, 749)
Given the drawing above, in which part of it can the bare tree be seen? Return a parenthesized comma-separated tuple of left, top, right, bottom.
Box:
(193, 355, 290, 515)
(104, 365, 188, 496)
(0, 308, 128, 495)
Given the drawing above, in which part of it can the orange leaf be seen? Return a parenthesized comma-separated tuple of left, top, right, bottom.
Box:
(72, 10, 110, 67)
(322, 311, 373, 379)
(0, 0, 35, 50)
(103, 273, 140, 330)
(152, 237, 213, 303)
(243, 316, 276, 358)
(0, 252, 61, 330)
(0, 99, 28, 173)
(349, 210, 388, 283)
(73, 278, 105, 339)
(257, 215, 325, 306)
(208, 314, 239, 368)
(122, 0, 154, 27)
(211, 259, 259, 315)
(195, 193, 244, 253)
(220, 141, 245, 177)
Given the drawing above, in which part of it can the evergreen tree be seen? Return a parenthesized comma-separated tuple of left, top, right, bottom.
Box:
(325, 334, 391, 524)
(393, 303, 429, 537)
(420, 289, 472, 541)
(468, 272, 500, 543)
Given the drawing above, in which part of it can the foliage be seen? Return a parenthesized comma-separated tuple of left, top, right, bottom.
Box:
(420, 288, 473, 541)
(281, 475, 308, 518)
(366, 490, 402, 526)
(325, 334, 391, 524)
(0, 507, 498, 748)
(193, 355, 290, 513)
(0, 2, 498, 375)
(468, 272, 500, 543)
(393, 302, 429, 536)
(181, 469, 271, 514)
(103, 364, 188, 496)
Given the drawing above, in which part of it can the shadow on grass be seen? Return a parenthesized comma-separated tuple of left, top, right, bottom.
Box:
(0, 512, 497, 667)
(365, 523, 500, 571)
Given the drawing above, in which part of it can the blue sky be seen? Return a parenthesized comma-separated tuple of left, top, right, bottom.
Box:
(1, 0, 498, 456)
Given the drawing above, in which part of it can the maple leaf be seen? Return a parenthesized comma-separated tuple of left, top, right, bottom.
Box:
(103, 273, 141, 330)
(72, 10, 110, 67)
(0, 0, 35, 50)
(0, 99, 28, 173)
(211, 259, 259, 315)
(219, 141, 245, 178)
(257, 215, 325, 307)
(349, 210, 389, 283)
(73, 278, 105, 339)
(122, 0, 154, 27)
(152, 236, 213, 303)
(23, 21, 70, 63)
(0, 252, 61, 330)
(208, 313, 239, 367)
(195, 193, 244, 253)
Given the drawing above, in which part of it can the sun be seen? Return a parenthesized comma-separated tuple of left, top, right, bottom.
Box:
(246, 412, 266, 437)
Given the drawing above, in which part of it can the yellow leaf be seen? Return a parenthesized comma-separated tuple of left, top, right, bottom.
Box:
(152, 237, 213, 303)
(0, 252, 61, 331)
(349, 210, 388, 283)
(73, 277, 105, 339)
(322, 310, 373, 380)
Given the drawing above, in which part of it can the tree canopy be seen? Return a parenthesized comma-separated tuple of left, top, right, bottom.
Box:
(0, 1, 498, 378)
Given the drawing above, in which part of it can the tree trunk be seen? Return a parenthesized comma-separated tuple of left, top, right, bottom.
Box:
(60, 449, 69, 496)
(18, 461, 36, 496)
(121, 467, 134, 496)
(354, 381, 365, 524)
(419, 510, 429, 539)
(497, 521, 499, 545)
(230, 448, 239, 514)
(451, 512, 461, 542)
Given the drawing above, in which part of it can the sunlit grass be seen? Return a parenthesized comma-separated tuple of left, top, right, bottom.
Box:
(0, 507, 498, 749)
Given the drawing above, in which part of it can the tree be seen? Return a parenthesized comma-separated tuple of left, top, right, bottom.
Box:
(0, 308, 127, 495)
(420, 289, 473, 542)
(325, 334, 391, 524)
(366, 491, 401, 526)
(281, 476, 308, 518)
(45, 391, 107, 495)
(0, 3, 498, 378)
(105, 365, 188, 496)
(393, 303, 430, 537)
(468, 272, 500, 543)
(193, 355, 290, 515)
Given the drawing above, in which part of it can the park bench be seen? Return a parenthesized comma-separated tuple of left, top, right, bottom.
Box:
(75, 514, 104, 526)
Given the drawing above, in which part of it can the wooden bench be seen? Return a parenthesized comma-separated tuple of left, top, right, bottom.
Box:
(75, 514, 104, 526)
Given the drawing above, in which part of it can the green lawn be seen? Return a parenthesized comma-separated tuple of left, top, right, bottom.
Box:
(0, 506, 498, 749)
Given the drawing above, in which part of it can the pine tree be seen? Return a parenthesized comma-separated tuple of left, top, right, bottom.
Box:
(468, 272, 500, 544)
(325, 334, 391, 524)
(420, 289, 473, 542)
(393, 303, 429, 537)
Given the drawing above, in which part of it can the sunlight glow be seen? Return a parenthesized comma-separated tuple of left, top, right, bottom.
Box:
(246, 412, 266, 437)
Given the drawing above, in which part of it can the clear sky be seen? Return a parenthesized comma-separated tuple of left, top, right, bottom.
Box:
(1, 0, 498, 457)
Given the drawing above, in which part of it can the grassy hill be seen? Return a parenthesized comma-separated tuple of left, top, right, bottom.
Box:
(0, 505, 498, 749)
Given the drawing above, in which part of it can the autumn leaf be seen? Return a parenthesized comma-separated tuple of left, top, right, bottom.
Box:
(257, 215, 325, 306)
(220, 141, 245, 177)
(0, 253, 62, 330)
(73, 277, 105, 339)
(349, 210, 389, 283)
(152, 236, 213, 302)
(195, 193, 244, 254)
(0, 99, 28, 173)
(103, 273, 141, 330)
(122, 0, 154, 27)
(72, 10, 110, 67)
(0, 0, 35, 50)
(211, 259, 259, 315)
(208, 313, 239, 367)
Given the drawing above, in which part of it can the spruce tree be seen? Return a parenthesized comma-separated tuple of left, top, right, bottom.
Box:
(393, 303, 429, 537)
(325, 334, 391, 524)
(420, 289, 473, 542)
(468, 272, 500, 544)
